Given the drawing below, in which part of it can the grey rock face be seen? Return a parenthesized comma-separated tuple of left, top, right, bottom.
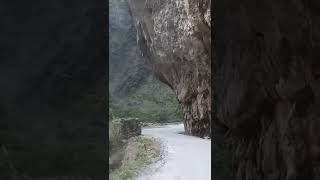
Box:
(127, 0, 211, 137)
(215, 0, 320, 179)
(109, 0, 151, 97)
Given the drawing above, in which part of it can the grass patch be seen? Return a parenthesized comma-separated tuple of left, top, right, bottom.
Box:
(109, 136, 159, 180)
(109, 120, 124, 154)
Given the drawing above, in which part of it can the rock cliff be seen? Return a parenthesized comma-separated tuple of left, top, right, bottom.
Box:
(127, 0, 212, 137)
(109, 0, 151, 97)
(215, 0, 320, 179)
(128, 0, 320, 179)
(109, 0, 183, 123)
(0, 0, 106, 178)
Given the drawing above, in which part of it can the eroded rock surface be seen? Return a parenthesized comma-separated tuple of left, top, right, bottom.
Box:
(127, 0, 211, 137)
(215, 1, 320, 179)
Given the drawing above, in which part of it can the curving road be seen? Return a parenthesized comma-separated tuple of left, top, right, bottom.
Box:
(136, 123, 211, 180)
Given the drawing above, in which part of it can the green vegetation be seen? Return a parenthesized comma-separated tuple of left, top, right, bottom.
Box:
(109, 136, 159, 180)
(109, 120, 124, 154)
(110, 76, 183, 123)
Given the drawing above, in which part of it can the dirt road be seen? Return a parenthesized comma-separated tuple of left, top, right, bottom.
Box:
(136, 123, 211, 180)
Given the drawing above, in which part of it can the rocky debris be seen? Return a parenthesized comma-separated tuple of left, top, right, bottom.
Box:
(215, 0, 320, 179)
(117, 118, 142, 140)
(127, 0, 211, 137)
(112, 118, 142, 141)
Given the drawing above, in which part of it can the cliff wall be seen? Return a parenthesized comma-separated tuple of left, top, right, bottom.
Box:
(128, 0, 212, 137)
(215, 1, 320, 179)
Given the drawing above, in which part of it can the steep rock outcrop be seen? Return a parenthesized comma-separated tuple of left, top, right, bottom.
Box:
(127, 0, 211, 137)
(0, 0, 106, 178)
(215, 1, 320, 179)
(109, 0, 151, 97)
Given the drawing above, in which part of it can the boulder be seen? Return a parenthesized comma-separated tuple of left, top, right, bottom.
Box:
(118, 118, 142, 140)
